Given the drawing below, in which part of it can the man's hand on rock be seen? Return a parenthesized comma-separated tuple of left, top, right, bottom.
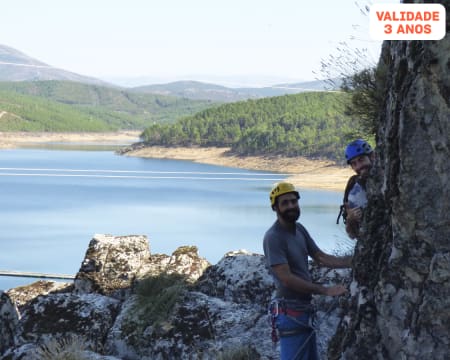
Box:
(324, 284, 347, 297)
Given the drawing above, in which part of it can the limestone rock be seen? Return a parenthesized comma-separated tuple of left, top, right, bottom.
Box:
(142, 245, 210, 282)
(329, 5, 450, 358)
(74, 234, 151, 297)
(74, 235, 210, 300)
(17, 293, 120, 352)
(1, 235, 353, 359)
(0, 291, 19, 355)
(195, 250, 275, 304)
(6, 280, 72, 310)
(104, 252, 278, 359)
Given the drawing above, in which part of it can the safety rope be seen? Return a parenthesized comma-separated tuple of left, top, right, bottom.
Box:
(288, 314, 316, 360)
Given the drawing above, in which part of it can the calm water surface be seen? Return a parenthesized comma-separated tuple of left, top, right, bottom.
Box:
(0, 148, 351, 290)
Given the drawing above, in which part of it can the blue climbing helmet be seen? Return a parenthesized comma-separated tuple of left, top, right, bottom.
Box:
(345, 139, 373, 164)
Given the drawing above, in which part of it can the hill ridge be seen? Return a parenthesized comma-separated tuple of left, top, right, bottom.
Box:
(1, 44, 339, 102)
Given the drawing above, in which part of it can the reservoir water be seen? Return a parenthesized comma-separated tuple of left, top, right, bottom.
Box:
(0, 147, 352, 291)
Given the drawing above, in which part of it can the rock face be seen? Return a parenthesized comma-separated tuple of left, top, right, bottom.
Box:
(0, 292, 18, 355)
(1, 234, 350, 359)
(329, 3, 450, 359)
(74, 234, 151, 297)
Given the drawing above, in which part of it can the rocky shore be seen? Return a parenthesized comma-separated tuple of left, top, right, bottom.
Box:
(0, 131, 142, 148)
(0, 234, 352, 359)
(118, 142, 353, 192)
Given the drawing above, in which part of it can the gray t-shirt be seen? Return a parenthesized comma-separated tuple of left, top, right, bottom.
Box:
(263, 220, 320, 309)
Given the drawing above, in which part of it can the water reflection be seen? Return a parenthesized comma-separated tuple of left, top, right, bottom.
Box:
(0, 147, 352, 290)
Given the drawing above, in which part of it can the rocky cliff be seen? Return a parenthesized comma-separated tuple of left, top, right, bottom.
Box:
(0, 234, 350, 360)
(329, 1, 450, 359)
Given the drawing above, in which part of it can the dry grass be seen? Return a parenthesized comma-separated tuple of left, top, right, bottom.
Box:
(36, 335, 88, 360)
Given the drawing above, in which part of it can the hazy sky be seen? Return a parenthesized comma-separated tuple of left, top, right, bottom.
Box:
(2, 0, 399, 86)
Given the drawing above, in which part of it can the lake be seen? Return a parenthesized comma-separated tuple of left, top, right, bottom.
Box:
(0, 147, 352, 291)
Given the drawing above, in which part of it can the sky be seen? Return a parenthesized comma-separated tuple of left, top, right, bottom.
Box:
(1, 0, 399, 87)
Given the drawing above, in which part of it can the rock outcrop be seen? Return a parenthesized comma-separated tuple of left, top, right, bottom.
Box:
(74, 234, 151, 298)
(1, 234, 350, 359)
(0, 292, 18, 355)
(329, 2, 450, 359)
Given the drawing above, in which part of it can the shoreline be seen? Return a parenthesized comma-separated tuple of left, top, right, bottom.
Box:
(124, 146, 352, 192)
(0, 131, 142, 148)
(0, 132, 352, 191)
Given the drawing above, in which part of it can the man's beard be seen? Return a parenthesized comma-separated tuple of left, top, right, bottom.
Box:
(358, 165, 372, 179)
(279, 208, 300, 223)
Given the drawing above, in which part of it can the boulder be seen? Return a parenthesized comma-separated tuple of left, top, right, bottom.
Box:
(74, 234, 151, 297)
(195, 250, 275, 304)
(0, 291, 19, 355)
(17, 292, 120, 353)
(6, 280, 72, 310)
(1, 235, 353, 359)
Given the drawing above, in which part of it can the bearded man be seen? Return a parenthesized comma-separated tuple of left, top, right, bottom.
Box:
(342, 139, 375, 239)
(263, 182, 352, 360)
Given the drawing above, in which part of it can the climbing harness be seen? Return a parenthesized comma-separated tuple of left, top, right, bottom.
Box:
(268, 300, 313, 341)
(268, 297, 340, 359)
(336, 174, 359, 224)
(336, 204, 346, 225)
(269, 299, 280, 344)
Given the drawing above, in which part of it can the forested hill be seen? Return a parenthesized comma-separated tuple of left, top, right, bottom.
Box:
(0, 81, 215, 131)
(141, 91, 353, 160)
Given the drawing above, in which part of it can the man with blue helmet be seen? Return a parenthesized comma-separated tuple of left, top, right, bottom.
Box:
(339, 139, 375, 239)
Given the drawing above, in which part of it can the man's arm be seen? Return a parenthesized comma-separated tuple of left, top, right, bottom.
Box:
(312, 250, 352, 268)
(271, 263, 347, 297)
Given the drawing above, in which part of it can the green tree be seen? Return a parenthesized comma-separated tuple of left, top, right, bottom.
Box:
(341, 65, 387, 140)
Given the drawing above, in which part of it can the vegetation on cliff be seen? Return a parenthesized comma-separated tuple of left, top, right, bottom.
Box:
(141, 91, 355, 160)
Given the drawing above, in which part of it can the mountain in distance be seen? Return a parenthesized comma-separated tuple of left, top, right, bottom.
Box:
(130, 79, 338, 102)
(0, 44, 341, 102)
(270, 78, 342, 92)
(130, 80, 259, 102)
(236, 79, 338, 97)
(0, 44, 110, 86)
